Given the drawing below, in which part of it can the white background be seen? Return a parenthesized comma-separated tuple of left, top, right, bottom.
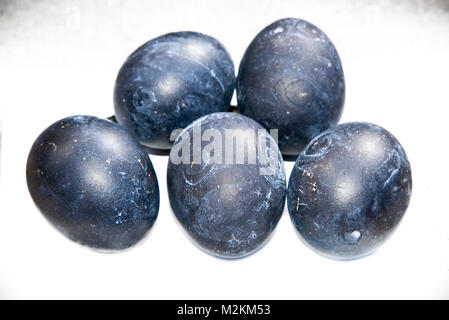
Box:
(0, 0, 448, 299)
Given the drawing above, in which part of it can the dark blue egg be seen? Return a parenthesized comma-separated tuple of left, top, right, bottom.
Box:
(114, 32, 235, 150)
(26, 115, 160, 251)
(167, 112, 286, 258)
(287, 122, 412, 259)
(237, 18, 345, 157)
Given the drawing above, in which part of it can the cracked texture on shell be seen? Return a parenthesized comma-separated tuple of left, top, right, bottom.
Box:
(237, 18, 345, 156)
(287, 122, 412, 260)
(114, 31, 235, 150)
(167, 112, 286, 258)
(26, 115, 160, 251)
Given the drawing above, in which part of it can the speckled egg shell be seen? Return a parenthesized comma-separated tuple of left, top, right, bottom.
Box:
(26, 115, 160, 251)
(287, 122, 412, 259)
(167, 112, 286, 258)
(237, 18, 345, 157)
(114, 31, 235, 150)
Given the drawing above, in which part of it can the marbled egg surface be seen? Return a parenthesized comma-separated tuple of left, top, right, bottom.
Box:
(287, 122, 412, 259)
(167, 112, 286, 258)
(114, 31, 235, 150)
(26, 115, 160, 251)
(237, 18, 345, 157)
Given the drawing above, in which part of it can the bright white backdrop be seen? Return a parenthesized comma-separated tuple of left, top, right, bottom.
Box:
(0, 0, 448, 299)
